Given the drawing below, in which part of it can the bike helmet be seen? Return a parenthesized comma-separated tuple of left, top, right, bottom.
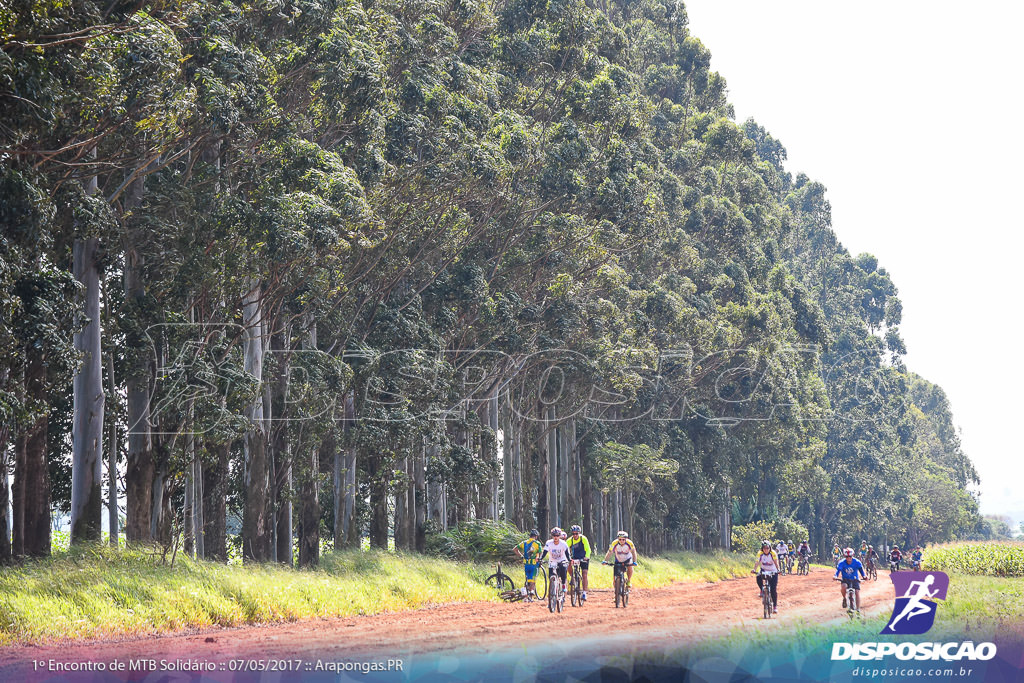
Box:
(617, 531, 628, 538)
(550, 527, 562, 537)
(529, 529, 539, 538)
(761, 540, 770, 550)
(561, 531, 568, 539)
(868, 544, 873, 549)
(843, 547, 854, 557)
(570, 525, 582, 534)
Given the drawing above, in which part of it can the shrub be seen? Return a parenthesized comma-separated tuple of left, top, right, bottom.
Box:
(425, 519, 526, 562)
(732, 520, 776, 554)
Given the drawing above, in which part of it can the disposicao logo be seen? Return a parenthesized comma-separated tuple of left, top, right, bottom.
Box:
(883, 571, 949, 635)
(831, 571, 997, 663)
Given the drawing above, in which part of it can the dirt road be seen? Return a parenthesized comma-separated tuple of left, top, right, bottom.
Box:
(0, 568, 893, 677)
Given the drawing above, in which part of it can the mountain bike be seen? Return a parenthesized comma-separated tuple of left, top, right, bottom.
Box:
(759, 570, 774, 619)
(866, 557, 878, 581)
(836, 577, 858, 615)
(604, 560, 632, 608)
(797, 553, 810, 576)
(548, 564, 565, 613)
(569, 560, 584, 607)
(485, 561, 516, 591)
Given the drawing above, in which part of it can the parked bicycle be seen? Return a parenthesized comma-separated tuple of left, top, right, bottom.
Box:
(485, 561, 516, 591)
(569, 560, 584, 607)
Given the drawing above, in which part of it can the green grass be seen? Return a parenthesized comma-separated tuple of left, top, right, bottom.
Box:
(923, 541, 1024, 577)
(0, 546, 749, 646)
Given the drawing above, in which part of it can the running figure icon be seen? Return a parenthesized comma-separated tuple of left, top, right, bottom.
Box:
(883, 571, 949, 635)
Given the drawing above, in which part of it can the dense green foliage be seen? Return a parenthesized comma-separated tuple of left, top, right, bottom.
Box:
(1, 0, 980, 567)
(924, 542, 1024, 577)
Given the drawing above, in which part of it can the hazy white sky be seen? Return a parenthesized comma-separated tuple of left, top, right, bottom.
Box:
(683, 1, 1024, 519)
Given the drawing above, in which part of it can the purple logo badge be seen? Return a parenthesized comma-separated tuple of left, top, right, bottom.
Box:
(882, 571, 949, 635)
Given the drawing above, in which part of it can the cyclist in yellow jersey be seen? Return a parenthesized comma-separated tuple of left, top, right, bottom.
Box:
(567, 525, 592, 601)
(603, 531, 638, 585)
(514, 529, 543, 598)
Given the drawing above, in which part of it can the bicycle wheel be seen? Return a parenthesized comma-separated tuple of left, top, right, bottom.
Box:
(485, 573, 516, 591)
(622, 579, 629, 608)
(534, 566, 547, 600)
(557, 582, 564, 613)
(548, 574, 557, 613)
(614, 574, 621, 608)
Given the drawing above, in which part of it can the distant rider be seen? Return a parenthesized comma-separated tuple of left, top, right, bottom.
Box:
(567, 525, 592, 602)
(752, 540, 781, 614)
(514, 529, 543, 599)
(910, 546, 923, 570)
(889, 545, 903, 571)
(835, 547, 867, 611)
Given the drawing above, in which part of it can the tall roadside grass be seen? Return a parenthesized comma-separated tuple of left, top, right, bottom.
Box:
(0, 546, 748, 646)
(922, 541, 1024, 577)
(0, 547, 494, 646)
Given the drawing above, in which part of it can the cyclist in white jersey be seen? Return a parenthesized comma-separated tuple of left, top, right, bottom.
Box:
(541, 527, 570, 588)
(752, 540, 781, 613)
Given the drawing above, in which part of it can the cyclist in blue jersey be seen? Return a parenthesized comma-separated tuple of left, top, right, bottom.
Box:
(514, 529, 543, 600)
(835, 547, 867, 611)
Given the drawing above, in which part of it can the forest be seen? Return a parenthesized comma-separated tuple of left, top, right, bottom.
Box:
(0, 0, 983, 568)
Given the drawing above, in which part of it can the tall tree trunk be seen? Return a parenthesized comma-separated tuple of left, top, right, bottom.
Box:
(202, 441, 229, 562)
(271, 328, 292, 566)
(368, 451, 388, 549)
(0, 424, 10, 563)
(241, 281, 271, 562)
(12, 385, 25, 557)
(106, 352, 119, 547)
(336, 390, 358, 549)
(21, 350, 50, 557)
(501, 396, 513, 521)
(298, 434, 323, 568)
(546, 408, 557, 529)
(124, 175, 154, 544)
(414, 443, 426, 552)
(71, 235, 105, 544)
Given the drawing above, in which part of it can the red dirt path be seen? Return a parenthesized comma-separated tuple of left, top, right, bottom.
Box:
(0, 568, 892, 676)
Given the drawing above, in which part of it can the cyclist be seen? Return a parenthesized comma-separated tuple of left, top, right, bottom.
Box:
(514, 529, 543, 599)
(859, 540, 868, 560)
(776, 539, 788, 563)
(540, 527, 570, 599)
(866, 544, 879, 573)
(567, 524, 592, 602)
(751, 540, 781, 614)
(889, 545, 903, 571)
(787, 540, 797, 571)
(835, 547, 867, 611)
(798, 540, 812, 568)
(831, 543, 841, 564)
(602, 531, 639, 586)
(910, 546, 923, 570)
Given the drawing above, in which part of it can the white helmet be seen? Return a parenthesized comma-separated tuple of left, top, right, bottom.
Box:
(617, 531, 628, 538)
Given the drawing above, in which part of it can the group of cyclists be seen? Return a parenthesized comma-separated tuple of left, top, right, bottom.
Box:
(829, 541, 925, 572)
(513, 526, 639, 603)
(753, 539, 927, 616)
(511, 526, 926, 616)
